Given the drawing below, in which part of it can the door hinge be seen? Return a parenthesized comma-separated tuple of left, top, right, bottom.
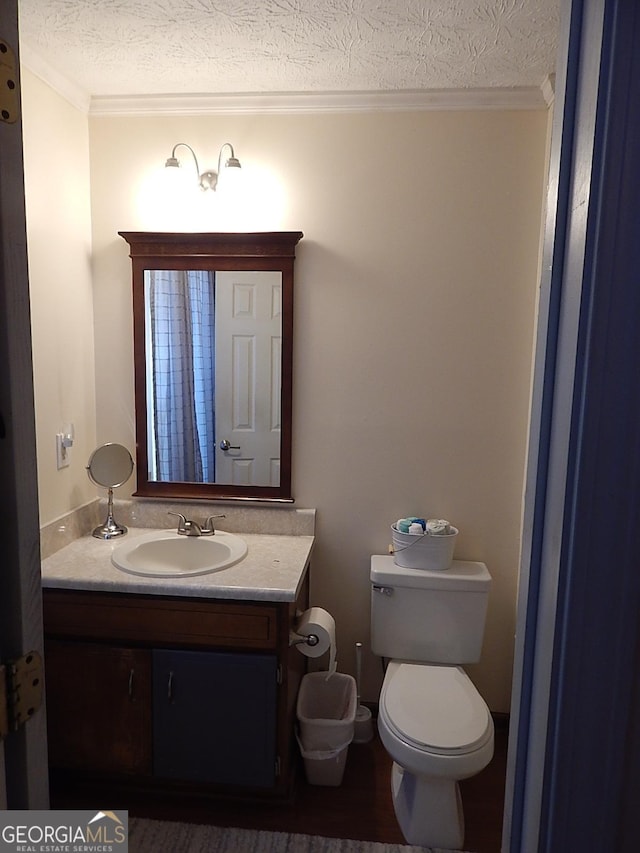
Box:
(0, 38, 20, 124)
(0, 650, 44, 740)
(275, 756, 281, 778)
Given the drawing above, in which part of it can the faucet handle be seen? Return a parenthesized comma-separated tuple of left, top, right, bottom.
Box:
(204, 514, 226, 535)
(168, 511, 203, 535)
(168, 511, 188, 533)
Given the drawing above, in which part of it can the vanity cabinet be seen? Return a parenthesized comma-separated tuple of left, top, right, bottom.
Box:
(45, 639, 152, 775)
(43, 581, 308, 799)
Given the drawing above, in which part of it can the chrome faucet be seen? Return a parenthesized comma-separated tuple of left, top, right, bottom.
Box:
(168, 512, 225, 536)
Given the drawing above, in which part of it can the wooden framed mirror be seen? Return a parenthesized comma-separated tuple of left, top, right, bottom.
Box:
(119, 231, 303, 502)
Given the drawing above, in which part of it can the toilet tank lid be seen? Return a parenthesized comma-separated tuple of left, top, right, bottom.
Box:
(370, 555, 491, 591)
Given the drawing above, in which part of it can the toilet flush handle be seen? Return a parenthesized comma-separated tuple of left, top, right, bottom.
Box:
(372, 584, 394, 596)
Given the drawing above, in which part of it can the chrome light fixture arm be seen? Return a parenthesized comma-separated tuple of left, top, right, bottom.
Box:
(165, 141, 241, 191)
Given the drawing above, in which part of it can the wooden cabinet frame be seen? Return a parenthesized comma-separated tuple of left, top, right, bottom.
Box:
(43, 581, 308, 800)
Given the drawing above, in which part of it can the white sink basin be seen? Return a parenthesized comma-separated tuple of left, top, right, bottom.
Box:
(111, 529, 248, 577)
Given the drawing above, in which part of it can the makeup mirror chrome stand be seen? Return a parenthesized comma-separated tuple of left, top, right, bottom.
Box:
(87, 443, 134, 539)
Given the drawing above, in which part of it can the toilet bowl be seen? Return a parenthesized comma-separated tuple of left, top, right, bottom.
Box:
(379, 662, 494, 776)
(370, 555, 493, 848)
(377, 661, 494, 848)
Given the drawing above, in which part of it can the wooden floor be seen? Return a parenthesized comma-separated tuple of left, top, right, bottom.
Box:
(51, 718, 508, 852)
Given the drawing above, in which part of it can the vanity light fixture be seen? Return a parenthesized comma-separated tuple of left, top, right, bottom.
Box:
(164, 142, 241, 191)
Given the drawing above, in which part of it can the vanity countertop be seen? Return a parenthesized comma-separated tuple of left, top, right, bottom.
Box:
(41, 528, 314, 603)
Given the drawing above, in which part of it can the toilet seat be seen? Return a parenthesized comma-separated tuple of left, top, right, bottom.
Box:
(380, 662, 492, 755)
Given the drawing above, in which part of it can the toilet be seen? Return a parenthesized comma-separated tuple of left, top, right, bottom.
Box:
(370, 555, 494, 849)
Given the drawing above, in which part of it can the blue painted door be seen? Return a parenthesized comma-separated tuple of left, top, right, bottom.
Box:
(153, 649, 277, 788)
(505, 1, 640, 850)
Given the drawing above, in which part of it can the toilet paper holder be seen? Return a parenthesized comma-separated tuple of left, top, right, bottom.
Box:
(289, 631, 320, 648)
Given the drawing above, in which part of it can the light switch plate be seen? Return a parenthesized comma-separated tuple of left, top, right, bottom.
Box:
(56, 433, 70, 469)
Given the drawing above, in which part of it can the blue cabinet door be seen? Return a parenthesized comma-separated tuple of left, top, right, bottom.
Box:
(153, 649, 277, 788)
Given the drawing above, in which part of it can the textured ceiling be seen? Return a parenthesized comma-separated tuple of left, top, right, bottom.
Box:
(18, 0, 560, 100)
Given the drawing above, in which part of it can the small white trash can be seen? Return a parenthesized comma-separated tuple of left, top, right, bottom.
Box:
(296, 672, 357, 786)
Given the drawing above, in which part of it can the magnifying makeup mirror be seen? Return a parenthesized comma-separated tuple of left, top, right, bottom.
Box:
(87, 443, 134, 539)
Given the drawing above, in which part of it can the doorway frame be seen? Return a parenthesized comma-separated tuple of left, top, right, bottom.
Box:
(0, 0, 49, 808)
(504, 0, 640, 849)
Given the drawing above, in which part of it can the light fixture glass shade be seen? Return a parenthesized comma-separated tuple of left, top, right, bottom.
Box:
(217, 149, 242, 194)
(163, 158, 191, 194)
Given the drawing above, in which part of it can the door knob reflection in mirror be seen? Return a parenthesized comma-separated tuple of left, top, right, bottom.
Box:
(219, 439, 240, 451)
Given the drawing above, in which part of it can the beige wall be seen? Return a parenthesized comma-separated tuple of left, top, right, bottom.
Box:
(22, 69, 97, 526)
(23, 74, 550, 712)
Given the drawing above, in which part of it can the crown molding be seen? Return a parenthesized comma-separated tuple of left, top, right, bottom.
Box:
(20, 43, 90, 113)
(541, 74, 556, 106)
(88, 86, 551, 117)
(19, 43, 552, 117)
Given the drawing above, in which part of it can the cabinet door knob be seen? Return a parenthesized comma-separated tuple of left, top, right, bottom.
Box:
(128, 669, 135, 700)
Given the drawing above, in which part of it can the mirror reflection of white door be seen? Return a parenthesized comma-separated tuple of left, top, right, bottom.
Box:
(215, 271, 282, 486)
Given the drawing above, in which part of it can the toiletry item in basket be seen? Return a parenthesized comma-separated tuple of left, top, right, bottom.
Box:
(396, 517, 426, 534)
(426, 519, 451, 535)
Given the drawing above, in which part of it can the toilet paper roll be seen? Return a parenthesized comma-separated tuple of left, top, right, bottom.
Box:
(295, 607, 337, 677)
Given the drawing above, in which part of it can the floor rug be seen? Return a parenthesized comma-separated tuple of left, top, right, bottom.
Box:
(129, 818, 469, 853)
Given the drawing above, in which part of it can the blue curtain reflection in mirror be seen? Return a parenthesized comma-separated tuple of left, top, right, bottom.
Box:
(145, 270, 216, 482)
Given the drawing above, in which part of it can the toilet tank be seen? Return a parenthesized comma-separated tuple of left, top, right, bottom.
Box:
(370, 555, 491, 664)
